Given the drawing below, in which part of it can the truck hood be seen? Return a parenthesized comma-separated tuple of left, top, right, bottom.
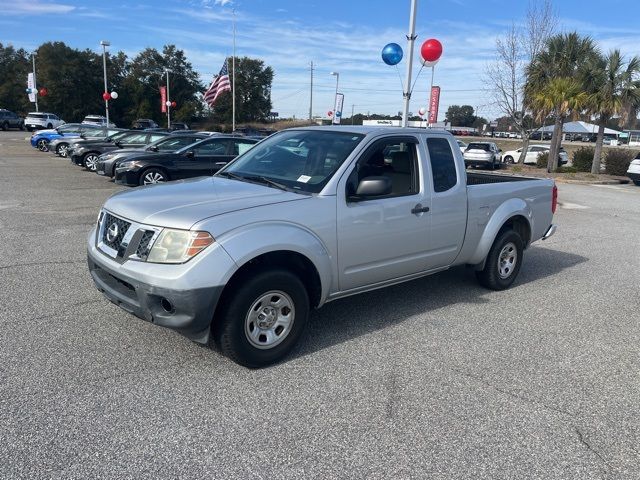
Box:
(104, 176, 308, 230)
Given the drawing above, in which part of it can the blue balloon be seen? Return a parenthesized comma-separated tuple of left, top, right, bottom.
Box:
(381, 43, 403, 66)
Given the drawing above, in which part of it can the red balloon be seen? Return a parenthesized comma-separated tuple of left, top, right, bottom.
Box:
(39, 87, 48, 97)
(171, 101, 177, 108)
(102, 92, 111, 101)
(421, 38, 443, 63)
(328, 110, 333, 116)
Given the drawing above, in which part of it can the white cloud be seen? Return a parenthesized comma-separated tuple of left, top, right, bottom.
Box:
(7, 0, 75, 14)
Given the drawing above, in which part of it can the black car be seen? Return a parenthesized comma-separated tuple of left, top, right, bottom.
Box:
(70, 131, 169, 171)
(95, 133, 209, 177)
(115, 136, 258, 186)
(132, 118, 158, 130)
(0, 109, 24, 130)
(169, 122, 189, 131)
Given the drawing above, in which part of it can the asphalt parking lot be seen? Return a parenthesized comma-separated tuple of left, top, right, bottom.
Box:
(1, 130, 639, 479)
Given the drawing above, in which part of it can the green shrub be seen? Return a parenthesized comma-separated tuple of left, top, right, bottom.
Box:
(536, 151, 549, 168)
(604, 149, 636, 176)
(573, 147, 595, 172)
(556, 166, 578, 173)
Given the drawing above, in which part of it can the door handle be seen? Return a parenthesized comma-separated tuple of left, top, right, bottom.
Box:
(214, 161, 227, 165)
(411, 204, 430, 214)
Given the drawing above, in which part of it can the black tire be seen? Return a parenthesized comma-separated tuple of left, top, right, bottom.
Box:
(633, 180, 640, 186)
(19, 122, 25, 131)
(139, 168, 169, 185)
(47, 123, 53, 129)
(83, 152, 100, 170)
(37, 139, 49, 152)
(504, 155, 514, 164)
(214, 269, 310, 368)
(476, 229, 524, 291)
(1, 122, 8, 131)
(56, 143, 68, 157)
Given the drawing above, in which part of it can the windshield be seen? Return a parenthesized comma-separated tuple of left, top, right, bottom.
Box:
(467, 143, 491, 151)
(218, 130, 364, 193)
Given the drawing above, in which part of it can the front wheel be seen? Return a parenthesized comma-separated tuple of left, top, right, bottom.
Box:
(83, 153, 100, 171)
(37, 139, 49, 152)
(56, 143, 69, 157)
(46, 123, 53, 129)
(139, 168, 169, 185)
(214, 269, 310, 368)
(504, 155, 514, 164)
(476, 229, 524, 290)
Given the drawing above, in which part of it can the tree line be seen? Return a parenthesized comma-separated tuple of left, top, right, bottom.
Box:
(0, 42, 274, 128)
(487, 0, 640, 173)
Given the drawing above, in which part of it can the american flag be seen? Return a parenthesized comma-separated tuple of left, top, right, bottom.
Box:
(204, 60, 231, 107)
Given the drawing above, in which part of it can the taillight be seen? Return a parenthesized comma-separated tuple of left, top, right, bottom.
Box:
(551, 184, 558, 214)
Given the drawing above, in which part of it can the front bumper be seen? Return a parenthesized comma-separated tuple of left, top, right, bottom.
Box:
(627, 172, 640, 183)
(114, 168, 141, 186)
(96, 159, 117, 177)
(88, 246, 223, 343)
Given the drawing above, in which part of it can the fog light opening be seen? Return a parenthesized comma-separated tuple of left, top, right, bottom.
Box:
(160, 297, 175, 314)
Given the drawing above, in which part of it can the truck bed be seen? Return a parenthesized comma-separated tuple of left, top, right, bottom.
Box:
(466, 172, 535, 185)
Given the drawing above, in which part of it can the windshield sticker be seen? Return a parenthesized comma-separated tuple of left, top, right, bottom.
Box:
(297, 175, 311, 183)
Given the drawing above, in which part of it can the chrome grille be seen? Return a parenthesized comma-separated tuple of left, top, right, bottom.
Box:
(136, 230, 156, 259)
(102, 213, 131, 250)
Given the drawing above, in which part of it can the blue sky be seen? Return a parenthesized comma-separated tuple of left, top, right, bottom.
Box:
(2, 0, 640, 120)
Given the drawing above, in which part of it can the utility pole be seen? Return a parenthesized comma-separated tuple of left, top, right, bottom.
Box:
(165, 69, 171, 129)
(309, 61, 314, 121)
(32, 52, 38, 112)
(100, 40, 110, 127)
(232, 9, 236, 132)
(351, 104, 355, 124)
(402, 0, 418, 127)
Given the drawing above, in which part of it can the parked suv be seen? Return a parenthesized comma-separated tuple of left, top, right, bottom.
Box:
(627, 153, 640, 186)
(132, 119, 158, 130)
(82, 115, 116, 127)
(24, 112, 64, 131)
(0, 109, 24, 130)
(463, 142, 503, 169)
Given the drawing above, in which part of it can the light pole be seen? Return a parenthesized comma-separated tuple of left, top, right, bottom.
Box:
(32, 51, 38, 112)
(402, 0, 418, 127)
(100, 40, 110, 127)
(165, 69, 171, 129)
(330, 71, 339, 116)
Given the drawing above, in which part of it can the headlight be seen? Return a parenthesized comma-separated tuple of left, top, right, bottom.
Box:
(146, 229, 214, 263)
(117, 160, 142, 169)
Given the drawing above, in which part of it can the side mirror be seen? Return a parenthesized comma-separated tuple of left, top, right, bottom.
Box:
(350, 176, 392, 200)
(148, 145, 158, 152)
(114, 141, 122, 147)
(185, 150, 194, 158)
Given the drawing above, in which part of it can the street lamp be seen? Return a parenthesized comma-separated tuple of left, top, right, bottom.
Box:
(32, 51, 38, 112)
(100, 40, 110, 127)
(165, 69, 171, 130)
(329, 71, 339, 108)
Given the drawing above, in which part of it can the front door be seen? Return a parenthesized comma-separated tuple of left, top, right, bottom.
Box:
(336, 136, 431, 291)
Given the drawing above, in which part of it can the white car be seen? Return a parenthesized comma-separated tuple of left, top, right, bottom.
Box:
(456, 140, 468, 154)
(463, 142, 503, 169)
(24, 112, 65, 131)
(82, 115, 116, 127)
(502, 144, 569, 165)
(627, 154, 640, 186)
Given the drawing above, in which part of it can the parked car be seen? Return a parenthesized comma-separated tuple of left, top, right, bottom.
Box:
(70, 131, 169, 171)
(24, 112, 64, 131)
(0, 109, 24, 130)
(627, 153, 640, 186)
(96, 133, 209, 178)
(132, 119, 158, 130)
(88, 126, 557, 367)
(463, 142, 503, 169)
(169, 122, 189, 131)
(50, 128, 125, 157)
(29, 123, 100, 152)
(502, 144, 568, 165)
(114, 135, 258, 186)
(82, 115, 116, 127)
(456, 140, 468, 154)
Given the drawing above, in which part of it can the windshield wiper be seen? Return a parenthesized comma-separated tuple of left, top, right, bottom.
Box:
(242, 175, 290, 192)
(216, 171, 247, 182)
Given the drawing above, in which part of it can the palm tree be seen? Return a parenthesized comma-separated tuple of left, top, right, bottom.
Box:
(525, 32, 599, 171)
(583, 50, 640, 174)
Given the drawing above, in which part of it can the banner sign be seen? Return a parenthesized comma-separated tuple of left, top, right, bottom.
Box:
(27, 73, 36, 103)
(428, 86, 440, 124)
(160, 86, 167, 113)
(333, 93, 344, 125)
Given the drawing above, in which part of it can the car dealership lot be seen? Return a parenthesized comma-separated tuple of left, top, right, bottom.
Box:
(1, 130, 639, 479)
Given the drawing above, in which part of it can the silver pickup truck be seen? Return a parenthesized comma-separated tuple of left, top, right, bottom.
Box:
(87, 126, 557, 367)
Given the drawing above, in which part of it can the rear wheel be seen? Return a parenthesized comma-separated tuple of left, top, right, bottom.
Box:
(476, 229, 524, 290)
(504, 155, 514, 164)
(83, 153, 100, 171)
(56, 143, 69, 157)
(47, 123, 53, 129)
(139, 168, 169, 185)
(214, 269, 309, 368)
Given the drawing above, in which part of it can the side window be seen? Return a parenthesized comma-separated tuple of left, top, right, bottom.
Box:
(121, 133, 147, 144)
(427, 137, 457, 193)
(157, 137, 195, 151)
(530, 146, 542, 153)
(148, 134, 167, 143)
(347, 139, 418, 199)
(232, 140, 255, 156)
(194, 140, 228, 156)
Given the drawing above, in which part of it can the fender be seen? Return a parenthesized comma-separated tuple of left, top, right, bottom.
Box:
(467, 198, 532, 266)
(215, 221, 334, 304)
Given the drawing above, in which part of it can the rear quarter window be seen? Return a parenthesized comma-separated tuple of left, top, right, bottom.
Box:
(427, 137, 458, 193)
